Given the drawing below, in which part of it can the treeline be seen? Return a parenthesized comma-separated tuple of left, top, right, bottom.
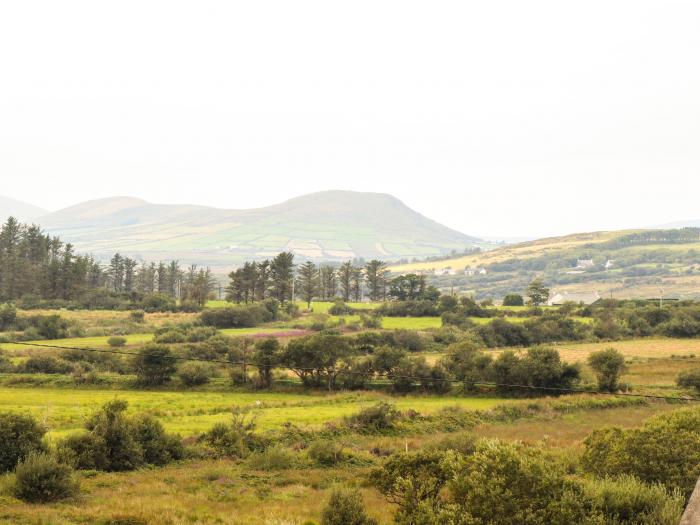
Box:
(0, 218, 215, 308)
(227, 255, 441, 306)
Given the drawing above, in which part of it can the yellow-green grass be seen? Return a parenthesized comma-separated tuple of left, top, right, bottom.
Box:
(549, 338, 700, 362)
(0, 327, 304, 357)
(381, 317, 442, 330)
(0, 387, 508, 439)
(303, 301, 379, 313)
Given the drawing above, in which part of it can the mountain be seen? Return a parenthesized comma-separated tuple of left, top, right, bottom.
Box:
(36, 191, 483, 266)
(654, 220, 700, 229)
(389, 228, 700, 300)
(0, 195, 48, 223)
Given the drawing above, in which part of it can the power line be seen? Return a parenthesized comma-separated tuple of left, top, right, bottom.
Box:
(3, 340, 700, 403)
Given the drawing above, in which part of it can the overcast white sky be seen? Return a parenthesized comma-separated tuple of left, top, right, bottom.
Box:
(1, 1, 699, 238)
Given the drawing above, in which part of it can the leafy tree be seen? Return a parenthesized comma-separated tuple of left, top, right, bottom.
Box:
(319, 265, 337, 300)
(526, 278, 550, 306)
(254, 338, 280, 389)
(389, 274, 427, 301)
(131, 343, 178, 386)
(296, 261, 319, 309)
(503, 293, 525, 306)
(588, 347, 627, 392)
(281, 334, 353, 389)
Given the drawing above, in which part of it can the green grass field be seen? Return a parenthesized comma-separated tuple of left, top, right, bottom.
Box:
(0, 387, 508, 439)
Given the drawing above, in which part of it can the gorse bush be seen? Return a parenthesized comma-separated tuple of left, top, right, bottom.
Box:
(131, 343, 177, 386)
(178, 362, 213, 386)
(588, 348, 627, 392)
(13, 452, 79, 503)
(107, 336, 127, 348)
(248, 445, 296, 470)
(0, 412, 46, 472)
(372, 438, 684, 525)
(57, 400, 183, 472)
(307, 439, 344, 466)
(19, 355, 72, 374)
(677, 368, 700, 394)
(199, 411, 265, 458)
(321, 488, 378, 525)
(581, 408, 700, 497)
(345, 402, 401, 433)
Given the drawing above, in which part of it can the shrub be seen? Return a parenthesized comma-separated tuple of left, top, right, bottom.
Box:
(0, 350, 14, 372)
(131, 343, 177, 386)
(0, 303, 17, 330)
(588, 347, 627, 392)
(345, 402, 401, 433)
(0, 413, 46, 472)
(370, 451, 449, 519)
(13, 452, 79, 503)
(328, 301, 351, 315)
(308, 440, 344, 466)
(129, 310, 146, 323)
(107, 336, 127, 348)
(199, 411, 264, 458)
(178, 362, 213, 387)
(503, 293, 525, 307)
(360, 314, 382, 329)
(391, 330, 425, 352)
(581, 408, 700, 497)
(248, 445, 296, 470)
(321, 488, 378, 525)
(58, 400, 182, 472)
(200, 304, 271, 328)
(19, 355, 72, 374)
(677, 368, 700, 394)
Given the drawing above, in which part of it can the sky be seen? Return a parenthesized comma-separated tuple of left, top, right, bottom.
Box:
(1, 0, 699, 239)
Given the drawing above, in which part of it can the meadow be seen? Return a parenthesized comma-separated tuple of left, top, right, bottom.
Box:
(2, 301, 700, 524)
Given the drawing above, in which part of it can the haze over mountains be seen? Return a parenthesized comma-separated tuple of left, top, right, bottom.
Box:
(1, 191, 482, 266)
(0, 196, 48, 223)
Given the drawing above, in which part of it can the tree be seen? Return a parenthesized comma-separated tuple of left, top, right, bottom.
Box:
(319, 265, 337, 300)
(296, 261, 319, 309)
(364, 260, 388, 301)
(503, 293, 525, 307)
(526, 279, 550, 306)
(338, 261, 353, 301)
(588, 347, 627, 392)
(351, 266, 363, 302)
(270, 252, 295, 303)
(131, 344, 177, 386)
(254, 338, 280, 389)
(389, 274, 427, 301)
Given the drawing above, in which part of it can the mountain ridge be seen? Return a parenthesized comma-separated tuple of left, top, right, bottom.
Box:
(33, 190, 482, 266)
(0, 195, 49, 223)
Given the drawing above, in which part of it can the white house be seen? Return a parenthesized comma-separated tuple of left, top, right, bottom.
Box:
(576, 259, 595, 269)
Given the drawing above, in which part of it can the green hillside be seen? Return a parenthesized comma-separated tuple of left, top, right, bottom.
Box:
(37, 191, 484, 266)
(390, 228, 700, 300)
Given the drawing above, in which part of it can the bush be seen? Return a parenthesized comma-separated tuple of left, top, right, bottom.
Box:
(391, 330, 425, 352)
(328, 301, 351, 315)
(129, 310, 146, 323)
(199, 411, 264, 458)
(57, 400, 182, 472)
(360, 314, 382, 329)
(308, 439, 344, 466)
(107, 336, 127, 348)
(200, 304, 271, 328)
(178, 362, 213, 386)
(0, 413, 46, 472)
(131, 343, 177, 386)
(503, 293, 525, 307)
(248, 445, 296, 470)
(321, 488, 378, 525)
(13, 452, 79, 503)
(588, 347, 627, 392)
(677, 368, 700, 394)
(581, 408, 700, 497)
(345, 402, 401, 433)
(19, 355, 72, 374)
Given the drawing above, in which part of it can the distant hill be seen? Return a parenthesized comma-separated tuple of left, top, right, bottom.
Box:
(36, 191, 483, 266)
(389, 228, 700, 300)
(0, 195, 48, 224)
